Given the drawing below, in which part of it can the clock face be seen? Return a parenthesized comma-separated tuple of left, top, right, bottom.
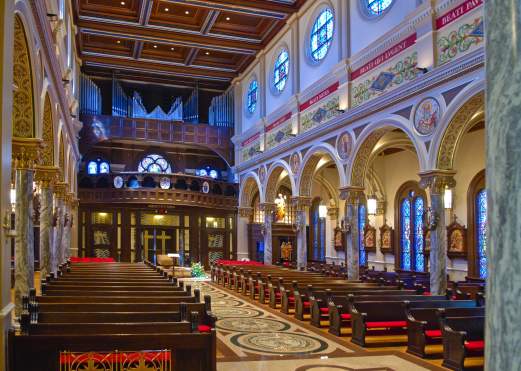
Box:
(160, 177, 171, 190)
(113, 176, 124, 189)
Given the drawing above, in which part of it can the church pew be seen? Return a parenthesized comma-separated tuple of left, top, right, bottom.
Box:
(9, 331, 217, 371)
(406, 304, 484, 358)
(21, 321, 193, 335)
(440, 316, 485, 371)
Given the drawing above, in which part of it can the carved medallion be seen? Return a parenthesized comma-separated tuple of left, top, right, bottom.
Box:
(414, 97, 441, 136)
(258, 165, 266, 184)
(336, 132, 353, 160)
(290, 152, 300, 174)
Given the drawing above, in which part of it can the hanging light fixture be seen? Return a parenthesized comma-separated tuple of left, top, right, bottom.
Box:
(367, 195, 377, 216)
(444, 185, 453, 209)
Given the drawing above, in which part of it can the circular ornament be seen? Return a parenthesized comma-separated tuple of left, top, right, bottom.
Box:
(159, 177, 171, 190)
(216, 318, 290, 333)
(258, 166, 267, 184)
(414, 97, 441, 136)
(290, 152, 301, 174)
(202, 181, 210, 194)
(336, 132, 353, 160)
(113, 176, 124, 189)
(230, 332, 328, 355)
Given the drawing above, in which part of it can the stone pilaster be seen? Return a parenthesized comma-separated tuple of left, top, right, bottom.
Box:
(34, 166, 58, 280)
(419, 170, 456, 295)
(291, 196, 312, 270)
(340, 186, 365, 280)
(12, 138, 42, 318)
(260, 203, 275, 265)
(485, 1, 521, 367)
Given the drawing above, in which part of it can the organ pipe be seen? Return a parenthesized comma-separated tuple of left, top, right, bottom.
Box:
(209, 89, 234, 128)
(79, 74, 101, 115)
(183, 88, 199, 123)
(111, 79, 130, 117)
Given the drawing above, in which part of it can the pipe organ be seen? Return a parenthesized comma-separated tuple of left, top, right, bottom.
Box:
(79, 74, 101, 115)
(111, 79, 130, 117)
(183, 89, 199, 123)
(131, 92, 183, 121)
(209, 89, 234, 128)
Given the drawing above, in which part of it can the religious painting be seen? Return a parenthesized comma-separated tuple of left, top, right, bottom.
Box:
(258, 165, 266, 184)
(379, 222, 394, 254)
(334, 226, 345, 251)
(274, 193, 287, 222)
(336, 132, 353, 160)
(363, 224, 376, 252)
(447, 219, 467, 258)
(414, 97, 441, 136)
(290, 152, 301, 174)
(424, 229, 431, 254)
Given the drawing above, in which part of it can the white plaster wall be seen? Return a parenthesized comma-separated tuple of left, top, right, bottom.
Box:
(349, 0, 419, 56)
(299, 0, 342, 91)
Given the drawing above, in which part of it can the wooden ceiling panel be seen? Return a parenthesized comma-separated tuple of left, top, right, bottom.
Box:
(73, 0, 307, 89)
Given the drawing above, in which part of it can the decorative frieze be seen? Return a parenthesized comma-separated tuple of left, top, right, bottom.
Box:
(34, 166, 59, 187)
(339, 186, 365, 204)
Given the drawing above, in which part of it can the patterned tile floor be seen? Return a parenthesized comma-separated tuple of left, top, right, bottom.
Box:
(189, 280, 447, 371)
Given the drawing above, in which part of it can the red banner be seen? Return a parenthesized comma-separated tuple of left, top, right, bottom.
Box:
(436, 0, 483, 30)
(350, 33, 417, 80)
(242, 132, 260, 147)
(299, 82, 340, 112)
(266, 112, 292, 132)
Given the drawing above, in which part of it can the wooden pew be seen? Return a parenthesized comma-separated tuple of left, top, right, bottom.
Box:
(440, 316, 485, 371)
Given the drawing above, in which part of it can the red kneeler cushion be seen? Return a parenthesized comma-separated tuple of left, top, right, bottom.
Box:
(365, 321, 407, 328)
(319, 308, 329, 314)
(464, 340, 485, 352)
(425, 329, 442, 338)
(275, 292, 282, 298)
(340, 313, 351, 320)
(288, 297, 295, 303)
(198, 325, 212, 333)
(303, 301, 311, 308)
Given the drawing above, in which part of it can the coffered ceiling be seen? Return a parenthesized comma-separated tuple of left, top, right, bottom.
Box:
(73, 0, 307, 91)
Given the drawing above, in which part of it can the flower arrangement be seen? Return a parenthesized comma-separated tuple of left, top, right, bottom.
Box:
(191, 262, 206, 278)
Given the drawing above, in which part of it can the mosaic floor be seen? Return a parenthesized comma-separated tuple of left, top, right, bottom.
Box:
(189, 281, 446, 371)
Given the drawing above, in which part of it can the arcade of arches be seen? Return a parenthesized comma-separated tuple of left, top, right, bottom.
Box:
(0, 0, 520, 371)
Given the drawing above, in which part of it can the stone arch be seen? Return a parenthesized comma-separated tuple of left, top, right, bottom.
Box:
(434, 91, 485, 170)
(239, 172, 263, 207)
(265, 160, 295, 203)
(41, 93, 54, 166)
(12, 14, 35, 138)
(348, 117, 426, 188)
(298, 143, 346, 198)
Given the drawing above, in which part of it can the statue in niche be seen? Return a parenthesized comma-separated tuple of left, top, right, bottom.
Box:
(281, 241, 293, 261)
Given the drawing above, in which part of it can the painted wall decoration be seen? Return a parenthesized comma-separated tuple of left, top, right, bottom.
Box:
(414, 97, 441, 136)
(241, 132, 262, 162)
(447, 217, 467, 258)
(436, 0, 484, 66)
(336, 132, 353, 160)
(299, 82, 341, 133)
(258, 165, 267, 185)
(265, 112, 293, 151)
(290, 152, 301, 175)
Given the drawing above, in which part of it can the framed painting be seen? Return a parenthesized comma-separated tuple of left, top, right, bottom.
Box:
(447, 220, 467, 258)
(379, 222, 394, 254)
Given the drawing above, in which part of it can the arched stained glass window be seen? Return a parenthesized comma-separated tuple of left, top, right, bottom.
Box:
(99, 161, 110, 174)
(247, 79, 258, 113)
(364, 0, 394, 16)
(87, 161, 98, 175)
(401, 198, 412, 271)
(138, 154, 172, 174)
(87, 158, 110, 175)
(476, 189, 487, 279)
(310, 199, 326, 262)
(413, 197, 425, 272)
(359, 204, 366, 266)
(273, 49, 289, 92)
(310, 8, 334, 62)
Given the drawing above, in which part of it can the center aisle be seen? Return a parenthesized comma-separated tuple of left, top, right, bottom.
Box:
(190, 281, 444, 371)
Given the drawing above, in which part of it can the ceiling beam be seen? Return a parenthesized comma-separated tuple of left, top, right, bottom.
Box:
(132, 40, 144, 59)
(200, 10, 220, 35)
(138, 0, 153, 25)
(184, 48, 199, 66)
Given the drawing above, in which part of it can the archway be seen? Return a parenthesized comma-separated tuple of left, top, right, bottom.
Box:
(238, 173, 263, 261)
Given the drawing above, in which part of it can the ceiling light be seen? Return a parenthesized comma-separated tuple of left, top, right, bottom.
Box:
(170, 47, 175, 51)
(153, 45, 158, 48)
(205, 51, 210, 55)
(226, 16, 230, 21)
(116, 40, 121, 44)
(120, 1, 125, 5)
(164, 8, 169, 12)
(185, 10, 190, 15)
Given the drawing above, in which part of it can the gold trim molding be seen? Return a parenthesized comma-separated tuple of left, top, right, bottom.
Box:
(12, 137, 42, 169)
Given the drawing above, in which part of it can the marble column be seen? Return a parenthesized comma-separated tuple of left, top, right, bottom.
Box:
(420, 171, 455, 295)
(237, 207, 253, 260)
(485, 1, 521, 368)
(53, 182, 67, 269)
(340, 187, 364, 281)
(61, 203, 71, 261)
(292, 197, 311, 270)
(260, 203, 275, 265)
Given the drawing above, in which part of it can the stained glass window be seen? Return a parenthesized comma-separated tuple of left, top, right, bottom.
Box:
(247, 79, 258, 113)
(365, 0, 394, 16)
(359, 204, 366, 266)
(274, 49, 289, 92)
(87, 161, 98, 175)
(99, 161, 110, 174)
(311, 203, 326, 262)
(401, 199, 411, 271)
(476, 189, 487, 279)
(414, 197, 425, 272)
(138, 154, 172, 174)
(310, 8, 334, 62)
(209, 169, 218, 179)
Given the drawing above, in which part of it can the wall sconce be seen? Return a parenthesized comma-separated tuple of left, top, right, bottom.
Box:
(10, 187, 16, 213)
(444, 185, 453, 209)
(415, 67, 429, 74)
(336, 109, 346, 114)
(367, 195, 377, 216)
(287, 133, 297, 137)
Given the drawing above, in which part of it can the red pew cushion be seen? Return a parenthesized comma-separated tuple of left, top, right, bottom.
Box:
(464, 340, 484, 351)
(425, 329, 442, 338)
(275, 292, 282, 298)
(319, 308, 329, 314)
(198, 325, 211, 333)
(340, 313, 351, 320)
(366, 321, 407, 328)
(303, 301, 311, 308)
(288, 296, 295, 303)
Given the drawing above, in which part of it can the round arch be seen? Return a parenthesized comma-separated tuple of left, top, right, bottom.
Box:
(264, 160, 296, 203)
(297, 142, 346, 198)
(239, 172, 263, 207)
(348, 116, 427, 188)
(41, 92, 55, 166)
(431, 89, 485, 170)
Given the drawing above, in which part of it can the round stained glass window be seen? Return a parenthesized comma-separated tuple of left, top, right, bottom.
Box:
(137, 154, 172, 174)
(247, 79, 258, 113)
(362, 0, 394, 17)
(273, 49, 289, 92)
(310, 8, 334, 62)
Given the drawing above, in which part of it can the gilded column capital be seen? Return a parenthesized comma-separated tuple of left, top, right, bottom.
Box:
(260, 202, 276, 214)
(34, 166, 59, 187)
(238, 207, 253, 218)
(327, 207, 339, 219)
(339, 186, 365, 204)
(53, 182, 68, 199)
(419, 170, 456, 195)
(290, 196, 312, 211)
(12, 137, 43, 170)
